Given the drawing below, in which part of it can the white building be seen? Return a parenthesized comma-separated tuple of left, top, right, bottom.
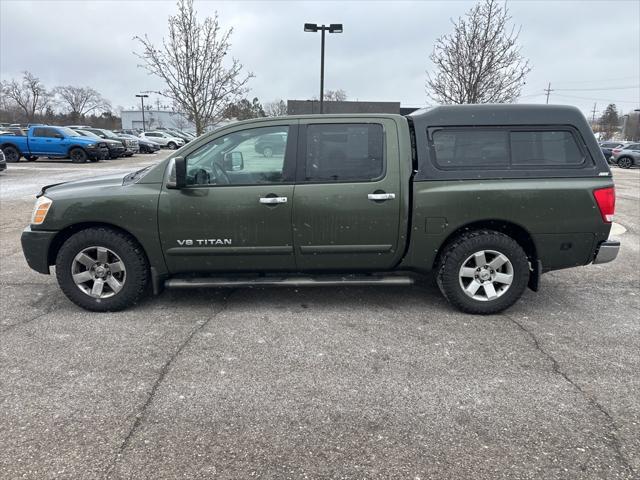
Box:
(120, 109, 194, 131)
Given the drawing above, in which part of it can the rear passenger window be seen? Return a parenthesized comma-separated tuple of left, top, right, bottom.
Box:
(305, 123, 384, 182)
(511, 131, 584, 166)
(432, 130, 508, 168)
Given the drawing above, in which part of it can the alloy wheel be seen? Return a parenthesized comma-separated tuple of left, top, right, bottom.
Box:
(458, 249, 514, 301)
(71, 246, 126, 299)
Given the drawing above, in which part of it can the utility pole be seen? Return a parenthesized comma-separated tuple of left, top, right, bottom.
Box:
(544, 82, 553, 104)
(591, 103, 597, 123)
(136, 94, 149, 131)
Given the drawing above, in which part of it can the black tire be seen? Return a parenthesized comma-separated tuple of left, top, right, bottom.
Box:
(69, 148, 88, 163)
(55, 227, 150, 312)
(167, 141, 177, 150)
(617, 156, 633, 169)
(25, 155, 38, 161)
(89, 158, 100, 163)
(2, 146, 21, 163)
(436, 230, 529, 315)
(262, 146, 273, 158)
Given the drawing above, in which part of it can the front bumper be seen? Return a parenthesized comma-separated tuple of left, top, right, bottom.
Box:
(0, 160, 6, 171)
(21, 226, 57, 274)
(593, 239, 620, 264)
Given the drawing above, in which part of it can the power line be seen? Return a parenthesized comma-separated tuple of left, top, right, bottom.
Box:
(551, 75, 640, 86)
(554, 85, 640, 92)
(552, 93, 640, 104)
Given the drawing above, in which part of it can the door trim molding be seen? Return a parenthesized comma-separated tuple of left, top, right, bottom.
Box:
(167, 246, 293, 256)
(299, 244, 392, 254)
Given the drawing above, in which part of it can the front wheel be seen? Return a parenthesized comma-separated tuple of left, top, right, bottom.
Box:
(437, 230, 529, 315)
(167, 142, 177, 149)
(262, 146, 273, 158)
(69, 148, 88, 163)
(55, 227, 150, 311)
(617, 157, 633, 169)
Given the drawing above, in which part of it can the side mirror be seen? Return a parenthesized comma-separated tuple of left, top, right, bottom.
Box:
(223, 151, 244, 171)
(167, 156, 186, 189)
(54, 133, 64, 139)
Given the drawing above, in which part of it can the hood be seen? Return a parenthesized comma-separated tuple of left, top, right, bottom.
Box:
(40, 172, 129, 197)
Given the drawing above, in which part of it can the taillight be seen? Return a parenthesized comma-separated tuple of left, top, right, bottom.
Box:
(612, 148, 621, 154)
(593, 187, 615, 223)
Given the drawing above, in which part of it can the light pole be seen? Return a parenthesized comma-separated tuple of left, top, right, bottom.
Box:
(304, 23, 343, 114)
(135, 94, 149, 131)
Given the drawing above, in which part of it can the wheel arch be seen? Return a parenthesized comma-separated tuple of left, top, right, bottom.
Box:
(1, 142, 21, 153)
(434, 219, 538, 270)
(67, 145, 88, 155)
(48, 222, 149, 267)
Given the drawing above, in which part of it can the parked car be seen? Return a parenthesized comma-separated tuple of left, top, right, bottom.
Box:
(6, 126, 27, 136)
(0, 148, 6, 172)
(80, 128, 139, 156)
(254, 132, 287, 157)
(139, 131, 185, 149)
(119, 133, 160, 154)
(157, 127, 192, 143)
(0, 126, 107, 163)
(599, 141, 630, 164)
(611, 143, 640, 169)
(21, 105, 618, 314)
(72, 129, 125, 159)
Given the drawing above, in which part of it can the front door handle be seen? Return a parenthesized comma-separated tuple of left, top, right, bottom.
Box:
(368, 193, 396, 201)
(259, 196, 287, 204)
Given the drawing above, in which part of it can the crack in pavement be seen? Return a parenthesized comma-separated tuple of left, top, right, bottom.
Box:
(505, 313, 636, 477)
(103, 290, 236, 479)
(0, 293, 63, 334)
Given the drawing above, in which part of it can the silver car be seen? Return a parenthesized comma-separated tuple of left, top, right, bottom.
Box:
(611, 142, 640, 169)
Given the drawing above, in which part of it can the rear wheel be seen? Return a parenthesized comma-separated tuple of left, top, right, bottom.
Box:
(55, 227, 150, 311)
(25, 155, 38, 161)
(2, 146, 21, 163)
(69, 148, 88, 163)
(617, 156, 633, 169)
(437, 230, 529, 314)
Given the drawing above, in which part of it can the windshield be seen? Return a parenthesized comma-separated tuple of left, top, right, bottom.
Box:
(101, 130, 120, 139)
(59, 127, 80, 137)
(77, 130, 101, 139)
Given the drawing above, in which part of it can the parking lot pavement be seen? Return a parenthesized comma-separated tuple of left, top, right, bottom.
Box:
(0, 163, 638, 479)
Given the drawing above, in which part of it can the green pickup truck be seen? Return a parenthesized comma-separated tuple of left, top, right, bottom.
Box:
(21, 105, 619, 314)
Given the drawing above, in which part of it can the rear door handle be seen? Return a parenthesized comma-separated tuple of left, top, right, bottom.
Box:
(259, 196, 287, 204)
(368, 193, 396, 201)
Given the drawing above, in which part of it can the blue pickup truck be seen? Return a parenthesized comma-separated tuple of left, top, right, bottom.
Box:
(0, 126, 109, 163)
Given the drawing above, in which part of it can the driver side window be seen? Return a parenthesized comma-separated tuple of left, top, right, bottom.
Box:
(185, 126, 290, 186)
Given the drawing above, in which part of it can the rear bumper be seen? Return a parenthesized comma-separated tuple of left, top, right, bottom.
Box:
(593, 239, 620, 264)
(21, 226, 57, 274)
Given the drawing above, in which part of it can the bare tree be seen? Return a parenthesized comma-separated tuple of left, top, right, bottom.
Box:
(0, 71, 52, 122)
(426, 0, 531, 104)
(54, 86, 111, 119)
(324, 89, 347, 102)
(134, 0, 252, 134)
(171, 113, 190, 130)
(264, 99, 288, 117)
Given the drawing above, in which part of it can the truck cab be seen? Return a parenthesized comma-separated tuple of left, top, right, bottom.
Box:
(20, 105, 619, 314)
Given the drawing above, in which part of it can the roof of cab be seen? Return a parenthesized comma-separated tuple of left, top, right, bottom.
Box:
(408, 103, 588, 126)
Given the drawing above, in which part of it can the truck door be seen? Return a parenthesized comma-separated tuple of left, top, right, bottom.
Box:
(292, 119, 403, 271)
(157, 122, 298, 274)
(28, 127, 68, 156)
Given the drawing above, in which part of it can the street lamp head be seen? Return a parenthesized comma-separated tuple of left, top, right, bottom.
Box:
(135, 94, 149, 98)
(329, 24, 343, 33)
(304, 23, 318, 32)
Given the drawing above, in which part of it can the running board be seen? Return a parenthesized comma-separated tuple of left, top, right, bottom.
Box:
(164, 274, 414, 289)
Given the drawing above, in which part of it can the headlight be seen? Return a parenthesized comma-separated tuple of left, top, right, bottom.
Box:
(31, 196, 52, 225)
(86, 143, 96, 148)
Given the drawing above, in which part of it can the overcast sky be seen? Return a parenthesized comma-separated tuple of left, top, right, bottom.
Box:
(1, 0, 639, 118)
